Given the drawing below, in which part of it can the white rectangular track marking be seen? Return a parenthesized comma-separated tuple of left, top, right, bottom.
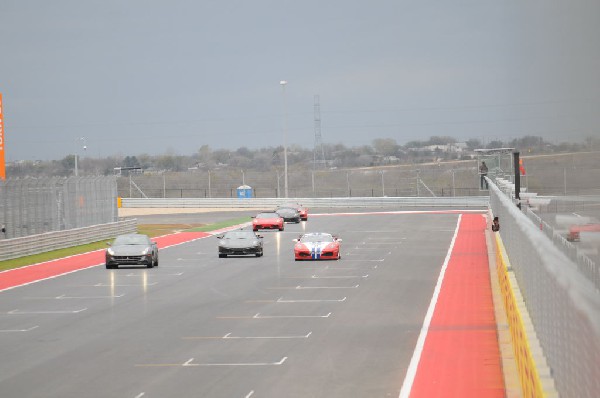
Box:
(6, 308, 87, 314)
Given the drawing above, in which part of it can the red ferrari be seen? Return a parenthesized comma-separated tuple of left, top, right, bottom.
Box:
(253, 212, 284, 231)
(293, 232, 342, 261)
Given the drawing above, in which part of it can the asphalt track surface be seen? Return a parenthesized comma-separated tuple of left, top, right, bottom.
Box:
(0, 208, 498, 398)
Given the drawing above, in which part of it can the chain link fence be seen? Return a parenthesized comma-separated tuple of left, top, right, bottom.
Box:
(0, 177, 118, 239)
(117, 165, 484, 199)
(489, 181, 600, 398)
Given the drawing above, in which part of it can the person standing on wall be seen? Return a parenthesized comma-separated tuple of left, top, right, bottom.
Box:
(479, 161, 488, 189)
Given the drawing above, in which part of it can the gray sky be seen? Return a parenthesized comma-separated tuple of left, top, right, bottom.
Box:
(1, 1, 599, 161)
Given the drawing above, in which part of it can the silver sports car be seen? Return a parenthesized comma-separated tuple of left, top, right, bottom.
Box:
(105, 233, 159, 269)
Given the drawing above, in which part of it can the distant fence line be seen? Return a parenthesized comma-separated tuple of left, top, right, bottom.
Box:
(117, 166, 486, 199)
(117, 156, 600, 199)
(0, 177, 118, 239)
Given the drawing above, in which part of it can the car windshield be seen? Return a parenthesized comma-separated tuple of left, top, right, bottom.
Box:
(113, 235, 150, 245)
(300, 234, 334, 243)
(223, 231, 256, 239)
(277, 208, 296, 213)
(256, 213, 279, 218)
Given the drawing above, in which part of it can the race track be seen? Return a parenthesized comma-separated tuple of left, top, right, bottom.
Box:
(0, 209, 493, 398)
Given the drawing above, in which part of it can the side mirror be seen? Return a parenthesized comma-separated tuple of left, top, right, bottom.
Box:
(216, 235, 224, 239)
(292, 239, 299, 243)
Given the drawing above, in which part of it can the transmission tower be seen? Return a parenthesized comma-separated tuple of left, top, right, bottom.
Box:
(313, 95, 326, 169)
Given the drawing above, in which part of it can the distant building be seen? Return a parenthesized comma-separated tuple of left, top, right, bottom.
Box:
(114, 166, 143, 176)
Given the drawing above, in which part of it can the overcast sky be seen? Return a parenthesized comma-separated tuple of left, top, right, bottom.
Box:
(1, 1, 599, 161)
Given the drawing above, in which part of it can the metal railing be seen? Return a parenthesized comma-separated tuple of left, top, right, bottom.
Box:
(121, 196, 489, 209)
(0, 219, 137, 261)
(489, 182, 600, 398)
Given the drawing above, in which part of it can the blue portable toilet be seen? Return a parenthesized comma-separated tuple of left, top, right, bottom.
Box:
(237, 185, 253, 199)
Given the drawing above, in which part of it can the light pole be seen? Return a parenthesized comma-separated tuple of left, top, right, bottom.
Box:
(380, 170, 385, 197)
(280, 80, 289, 198)
(74, 137, 86, 176)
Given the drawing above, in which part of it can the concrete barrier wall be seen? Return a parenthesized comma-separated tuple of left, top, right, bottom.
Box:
(0, 219, 137, 261)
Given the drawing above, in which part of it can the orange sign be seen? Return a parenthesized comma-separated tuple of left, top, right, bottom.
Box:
(519, 158, 526, 176)
(0, 93, 5, 180)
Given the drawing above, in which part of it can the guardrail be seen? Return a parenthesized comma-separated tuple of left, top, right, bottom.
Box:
(0, 219, 137, 262)
(121, 196, 489, 208)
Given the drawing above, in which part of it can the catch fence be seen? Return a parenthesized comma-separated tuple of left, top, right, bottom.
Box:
(0, 177, 118, 239)
(489, 181, 600, 398)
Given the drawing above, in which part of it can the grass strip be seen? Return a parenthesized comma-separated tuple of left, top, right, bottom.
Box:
(0, 217, 251, 272)
(185, 216, 251, 232)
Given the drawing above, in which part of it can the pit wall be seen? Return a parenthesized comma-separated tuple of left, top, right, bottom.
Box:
(494, 233, 559, 397)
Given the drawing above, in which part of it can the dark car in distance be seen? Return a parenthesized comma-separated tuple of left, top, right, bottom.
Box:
(275, 207, 301, 223)
(105, 233, 158, 269)
(217, 230, 264, 258)
(279, 203, 308, 221)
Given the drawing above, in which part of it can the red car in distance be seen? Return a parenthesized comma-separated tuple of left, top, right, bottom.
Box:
(280, 203, 308, 221)
(567, 223, 600, 242)
(252, 212, 284, 231)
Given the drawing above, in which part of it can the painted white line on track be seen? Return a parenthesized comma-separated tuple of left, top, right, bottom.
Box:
(277, 297, 346, 303)
(6, 308, 87, 314)
(245, 391, 255, 398)
(295, 284, 359, 289)
(0, 325, 39, 332)
(137, 357, 287, 367)
(183, 332, 312, 340)
(398, 214, 461, 398)
(253, 312, 331, 319)
(268, 285, 358, 290)
(133, 393, 145, 398)
(92, 282, 157, 287)
(311, 274, 368, 279)
(26, 294, 125, 299)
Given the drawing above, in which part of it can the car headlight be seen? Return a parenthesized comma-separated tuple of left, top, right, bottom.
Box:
(252, 240, 259, 246)
(107, 248, 115, 255)
(141, 248, 150, 255)
(219, 241, 226, 246)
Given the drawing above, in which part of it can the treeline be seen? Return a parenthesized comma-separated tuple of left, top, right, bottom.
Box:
(7, 135, 599, 178)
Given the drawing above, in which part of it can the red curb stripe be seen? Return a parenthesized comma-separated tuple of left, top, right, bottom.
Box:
(0, 231, 210, 292)
(409, 214, 504, 397)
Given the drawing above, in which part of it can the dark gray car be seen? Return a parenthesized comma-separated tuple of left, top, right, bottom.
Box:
(217, 230, 264, 258)
(275, 207, 301, 223)
(105, 233, 159, 269)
